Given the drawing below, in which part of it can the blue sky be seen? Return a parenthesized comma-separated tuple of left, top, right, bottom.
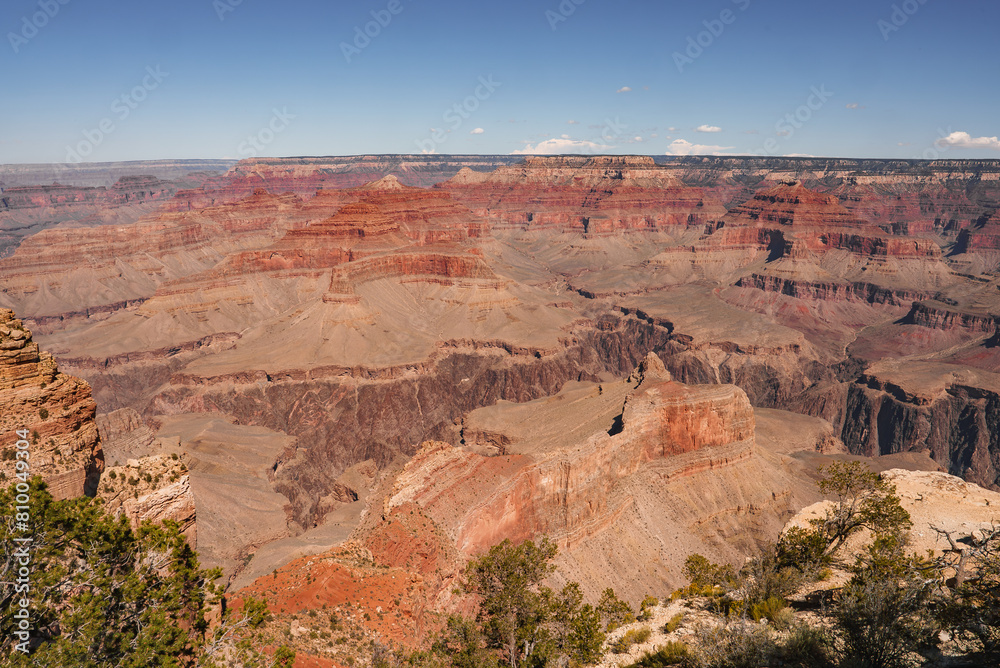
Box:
(1, 0, 998, 163)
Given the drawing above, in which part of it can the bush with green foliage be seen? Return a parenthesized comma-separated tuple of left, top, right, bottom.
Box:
(461, 537, 607, 667)
(625, 641, 693, 667)
(662, 613, 685, 635)
(612, 626, 652, 653)
(637, 595, 659, 621)
(776, 624, 834, 668)
(597, 587, 635, 631)
(748, 596, 792, 629)
(0, 479, 219, 666)
(695, 620, 776, 668)
(833, 534, 939, 668)
(0, 478, 291, 668)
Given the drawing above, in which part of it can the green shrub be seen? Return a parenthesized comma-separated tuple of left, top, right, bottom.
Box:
(625, 641, 693, 667)
(598, 588, 635, 631)
(612, 626, 652, 653)
(662, 613, 685, 634)
(749, 596, 791, 628)
(683, 554, 736, 588)
(638, 595, 659, 621)
(38, 407, 49, 420)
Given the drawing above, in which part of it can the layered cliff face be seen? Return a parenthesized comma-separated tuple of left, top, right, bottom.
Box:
(440, 155, 727, 234)
(377, 353, 815, 601)
(0, 309, 102, 499)
(839, 361, 1000, 489)
(0, 171, 226, 258)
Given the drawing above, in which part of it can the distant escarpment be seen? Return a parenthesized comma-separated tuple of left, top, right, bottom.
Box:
(0, 309, 103, 498)
(439, 155, 726, 233)
(0, 171, 226, 258)
(840, 361, 1000, 490)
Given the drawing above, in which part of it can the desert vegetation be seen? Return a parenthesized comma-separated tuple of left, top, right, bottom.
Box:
(4, 465, 1000, 668)
(0, 479, 294, 667)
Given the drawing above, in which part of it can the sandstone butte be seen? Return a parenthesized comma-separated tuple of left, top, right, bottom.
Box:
(3, 155, 1000, 656)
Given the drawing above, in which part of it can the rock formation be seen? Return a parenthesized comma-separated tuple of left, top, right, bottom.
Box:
(377, 352, 815, 601)
(2, 155, 1000, 613)
(0, 309, 102, 499)
(97, 454, 197, 544)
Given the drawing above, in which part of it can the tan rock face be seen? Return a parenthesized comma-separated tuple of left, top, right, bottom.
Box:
(0, 309, 102, 499)
(96, 407, 158, 465)
(97, 454, 196, 545)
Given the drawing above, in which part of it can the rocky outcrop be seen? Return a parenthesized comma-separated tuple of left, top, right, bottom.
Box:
(736, 274, 932, 306)
(377, 353, 813, 601)
(0, 309, 103, 498)
(97, 454, 196, 544)
(786, 468, 1000, 564)
(902, 301, 998, 335)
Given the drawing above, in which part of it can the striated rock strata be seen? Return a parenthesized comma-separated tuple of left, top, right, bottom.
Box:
(0, 309, 102, 498)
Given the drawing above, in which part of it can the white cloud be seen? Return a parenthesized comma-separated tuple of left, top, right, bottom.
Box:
(936, 131, 1000, 151)
(897, 142, 911, 146)
(667, 127, 678, 132)
(695, 125, 722, 133)
(567, 120, 579, 125)
(617, 86, 632, 93)
(470, 127, 484, 135)
(512, 138, 613, 155)
(664, 138, 734, 156)
(845, 103, 859, 109)
(561, 134, 571, 139)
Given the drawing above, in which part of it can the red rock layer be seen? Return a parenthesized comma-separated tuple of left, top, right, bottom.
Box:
(439, 156, 727, 233)
(736, 274, 932, 306)
(903, 301, 998, 334)
(957, 210, 1000, 251)
(702, 181, 944, 264)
